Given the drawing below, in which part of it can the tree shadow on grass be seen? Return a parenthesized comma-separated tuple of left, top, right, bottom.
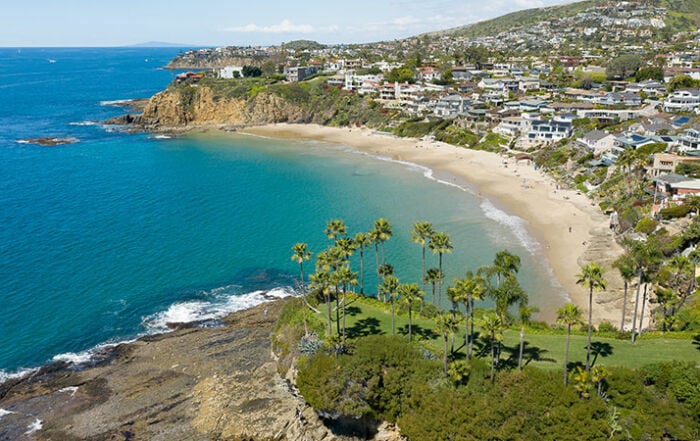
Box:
(344, 305, 362, 317)
(346, 317, 384, 339)
(590, 341, 614, 368)
(501, 342, 556, 369)
(397, 324, 438, 340)
(692, 334, 700, 351)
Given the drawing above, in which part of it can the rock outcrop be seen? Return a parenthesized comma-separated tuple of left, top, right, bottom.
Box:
(134, 87, 311, 131)
(0, 301, 362, 441)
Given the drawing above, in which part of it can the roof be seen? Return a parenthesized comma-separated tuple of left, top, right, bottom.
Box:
(654, 173, 691, 184)
(583, 130, 612, 143)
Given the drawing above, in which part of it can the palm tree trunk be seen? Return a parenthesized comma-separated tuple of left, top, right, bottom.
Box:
(443, 336, 449, 376)
(637, 283, 648, 340)
(469, 299, 475, 360)
(326, 296, 333, 336)
(359, 249, 365, 295)
(335, 288, 341, 335)
(342, 286, 347, 345)
(408, 307, 413, 342)
(620, 281, 628, 331)
(518, 325, 525, 371)
(421, 246, 426, 293)
(586, 286, 593, 372)
(490, 333, 495, 382)
(391, 299, 395, 335)
(438, 253, 443, 309)
(564, 326, 571, 385)
(631, 268, 643, 343)
(374, 243, 380, 300)
(465, 311, 469, 360)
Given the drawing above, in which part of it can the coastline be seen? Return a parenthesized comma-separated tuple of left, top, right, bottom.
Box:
(238, 123, 626, 325)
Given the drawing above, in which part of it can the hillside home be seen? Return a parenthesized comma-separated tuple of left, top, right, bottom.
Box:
(218, 66, 243, 79)
(678, 129, 700, 153)
(525, 118, 572, 145)
(418, 67, 439, 82)
(663, 89, 700, 112)
(434, 94, 470, 118)
(577, 130, 617, 156)
(650, 153, 700, 177)
(597, 92, 642, 107)
(518, 77, 541, 92)
(344, 73, 383, 92)
(451, 67, 472, 81)
(285, 66, 317, 82)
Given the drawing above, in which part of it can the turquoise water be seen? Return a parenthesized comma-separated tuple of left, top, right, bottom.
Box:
(0, 48, 566, 378)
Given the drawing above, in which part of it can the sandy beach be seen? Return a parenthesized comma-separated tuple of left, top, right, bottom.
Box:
(239, 123, 627, 325)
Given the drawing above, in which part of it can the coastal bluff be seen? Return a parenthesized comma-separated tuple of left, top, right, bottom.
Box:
(0, 300, 367, 441)
(111, 86, 325, 130)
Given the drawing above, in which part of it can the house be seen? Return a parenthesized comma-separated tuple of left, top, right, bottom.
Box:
(663, 89, 700, 112)
(434, 94, 469, 118)
(525, 118, 572, 145)
(494, 116, 528, 138)
(678, 129, 700, 153)
(596, 91, 641, 107)
(650, 153, 700, 177)
(418, 67, 439, 82)
(451, 67, 472, 81)
(518, 77, 541, 92)
(218, 66, 243, 79)
(519, 99, 549, 112)
(175, 71, 204, 83)
(577, 130, 617, 156)
(605, 133, 656, 162)
(285, 66, 317, 82)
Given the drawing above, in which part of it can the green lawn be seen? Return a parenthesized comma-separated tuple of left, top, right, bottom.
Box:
(316, 295, 700, 370)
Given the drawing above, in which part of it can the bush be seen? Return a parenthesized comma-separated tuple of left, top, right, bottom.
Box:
(659, 204, 691, 219)
(597, 321, 617, 333)
(634, 217, 659, 235)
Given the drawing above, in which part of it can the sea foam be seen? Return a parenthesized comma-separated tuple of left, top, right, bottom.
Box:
(142, 287, 292, 333)
(25, 418, 42, 434)
(0, 409, 16, 419)
(48, 286, 293, 370)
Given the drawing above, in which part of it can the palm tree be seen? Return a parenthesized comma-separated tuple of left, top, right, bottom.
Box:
(291, 242, 313, 335)
(435, 312, 459, 376)
(557, 303, 583, 385)
(335, 265, 357, 345)
(353, 232, 371, 294)
(491, 249, 521, 287)
(335, 237, 356, 263)
(380, 275, 400, 335)
(324, 218, 347, 242)
(479, 313, 504, 382)
(398, 283, 424, 342)
(466, 270, 488, 359)
(429, 231, 453, 310)
(290, 243, 312, 291)
(373, 217, 393, 267)
(309, 269, 333, 336)
(612, 253, 636, 331)
(517, 303, 537, 372)
(489, 273, 527, 365)
(424, 267, 442, 307)
(411, 221, 435, 293)
(576, 263, 607, 373)
(629, 239, 661, 343)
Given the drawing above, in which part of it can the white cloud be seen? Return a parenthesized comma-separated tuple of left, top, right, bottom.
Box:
(225, 20, 315, 34)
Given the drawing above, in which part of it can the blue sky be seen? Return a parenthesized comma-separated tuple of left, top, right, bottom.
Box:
(1, 0, 570, 47)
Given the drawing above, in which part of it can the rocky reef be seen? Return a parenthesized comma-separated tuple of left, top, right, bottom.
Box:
(0, 301, 369, 441)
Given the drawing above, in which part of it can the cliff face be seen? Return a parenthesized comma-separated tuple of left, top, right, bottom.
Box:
(0, 301, 360, 441)
(139, 86, 310, 129)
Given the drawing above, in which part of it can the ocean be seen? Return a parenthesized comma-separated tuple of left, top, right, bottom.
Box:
(0, 47, 566, 379)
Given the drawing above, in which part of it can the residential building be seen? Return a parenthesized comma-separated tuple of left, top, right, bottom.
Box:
(576, 129, 617, 156)
(434, 94, 469, 118)
(218, 66, 243, 79)
(678, 128, 700, 153)
(663, 89, 700, 112)
(650, 153, 700, 177)
(285, 66, 317, 82)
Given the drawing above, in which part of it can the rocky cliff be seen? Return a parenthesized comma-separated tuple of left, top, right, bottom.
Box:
(0, 301, 369, 441)
(133, 86, 312, 130)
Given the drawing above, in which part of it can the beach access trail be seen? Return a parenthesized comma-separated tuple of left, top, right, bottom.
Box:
(241, 123, 626, 325)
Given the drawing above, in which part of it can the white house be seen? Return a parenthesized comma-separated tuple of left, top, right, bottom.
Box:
(218, 66, 244, 79)
(663, 89, 700, 112)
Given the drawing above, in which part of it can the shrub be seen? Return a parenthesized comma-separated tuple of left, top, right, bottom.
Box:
(597, 321, 617, 333)
(634, 217, 659, 235)
(659, 204, 691, 219)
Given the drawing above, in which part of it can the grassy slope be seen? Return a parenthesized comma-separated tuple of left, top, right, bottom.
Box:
(323, 295, 699, 371)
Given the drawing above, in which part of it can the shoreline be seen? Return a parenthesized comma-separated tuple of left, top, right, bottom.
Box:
(237, 123, 626, 325)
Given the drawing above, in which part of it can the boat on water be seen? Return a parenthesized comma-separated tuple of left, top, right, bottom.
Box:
(48, 59, 56, 63)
